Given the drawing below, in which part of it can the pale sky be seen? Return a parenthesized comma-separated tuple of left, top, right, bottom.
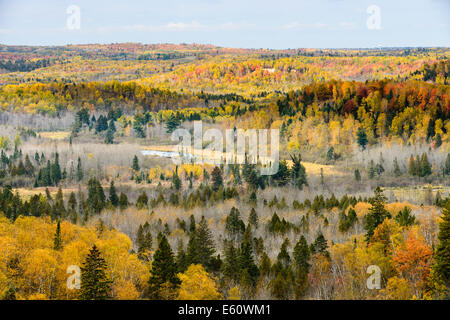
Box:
(0, 0, 449, 48)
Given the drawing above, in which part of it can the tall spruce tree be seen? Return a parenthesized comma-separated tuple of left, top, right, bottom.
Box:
(76, 157, 83, 181)
(211, 166, 223, 191)
(53, 220, 62, 250)
(364, 187, 391, 242)
(79, 245, 112, 300)
(131, 155, 140, 171)
(147, 233, 180, 299)
(108, 180, 118, 207)
(187, 216, 216, 270)
(433, 200, 450, 298)
(357, 127, 368, 150)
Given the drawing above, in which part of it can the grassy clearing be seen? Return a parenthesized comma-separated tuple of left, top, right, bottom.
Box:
(38, 131, 71, 140)
(141, 145, 346, 177)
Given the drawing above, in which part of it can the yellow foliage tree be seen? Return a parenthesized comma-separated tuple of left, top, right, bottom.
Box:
(177, 264, 222, 300)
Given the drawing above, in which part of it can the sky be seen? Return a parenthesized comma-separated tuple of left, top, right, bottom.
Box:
(0, 0, 449, 49)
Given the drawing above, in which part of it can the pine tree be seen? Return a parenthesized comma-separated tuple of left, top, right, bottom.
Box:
(434, 133, 442, 148)
(118, 192, 129, 210)
(108, 180, 118, 207)
(311, 232, 329, 258)
(293, 235, 310, 298)
(239, 225, 259, 288)
(136, 191, 149, 209)
(53, 187, 66, 219)
(189, 214, 196, 233)
(80, 245, 112, 300)
(445, 154, 450, 176)
(136, 222, 152, 261)
(393, 157, 401, 176)
(147, 234, 180, 299)
(356, 127, 368, 150)
(87, 177, 106, 214)
(225, 207, 245, 238)
(248, 207, 258, 229)
(187, 216, 216, 270)
(293, 235, 310, 271)
(105, 128, 114, 144)
(131, 155, 140, 171)
(290, 154, 307, 189)
(211, 166, 223, 191)
(51, 152, 62, 185)
(222, 241, 240, 282)
(165, 113, 180, 133)
(172, 167, 181, 190)
(395, 206, 416, 227)
(53, 220, 62, 250)
(420, 153, 432, 177)
(354, 169, 361, 181)
(176, 240, 188, 273)
(364, 187, 391, 242)
(432, 200, 450, 298)
(408, 155, 418, 176)
(76, 157, 83, 181)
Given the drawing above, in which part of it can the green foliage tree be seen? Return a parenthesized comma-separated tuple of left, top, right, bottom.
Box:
(80, 245, 112, 300)
(53, 220, 62, 250)
(395, 206, 416, 227)
(364, 187, 391, 242)
(211, 166, 223, 192)
(147, 234, 180, 299)
(432, 200, 450, 298)
(187, 216, 216, 271)
(356, 127, 368, 150)
(131, 155, 140, 171)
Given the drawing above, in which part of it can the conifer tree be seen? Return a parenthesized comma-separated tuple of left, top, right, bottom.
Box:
(76, 157, 83, 182)
(211, 166, 223, 191)
(53, 220, 62, 250)
(239, 225, 259, 287)
(354, 169, 361, 181)
(108, 180, 118, 207)
(395, 206, 416, 227)
(293, 235, 310, 298)
(248, 207, 258, 229)
(432, 200, 450, 298)
(420, 153, 432, 177)
(357, 127, 368, 150)
(118, 192, 129, 210)
(51, 152, 62, 185)
(136, 222, 152, 261)
(364, 187, 391, 242)
(187, 216, 216, 270)
(87, 177, 106, 214)
(222, 241, 240, 282)
(393, 157, 401, 176)
(176, 239, 188, 273)
(189, 214, 196, 233)
(147, 234, 180, 299)
(165, 113, 180, 133)
(80, 245, 112, 300)
(445, 154, 450, 176)
(290, 154, 307, 189)
(311, 232, 329, 258)
(136, 191, 149, 209)
(131, 155, 140, 171)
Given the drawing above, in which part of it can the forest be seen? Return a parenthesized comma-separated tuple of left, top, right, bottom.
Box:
(0, 44, 448, 300)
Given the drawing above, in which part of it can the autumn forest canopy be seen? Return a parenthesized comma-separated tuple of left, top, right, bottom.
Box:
(0, 43, 449, 302)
